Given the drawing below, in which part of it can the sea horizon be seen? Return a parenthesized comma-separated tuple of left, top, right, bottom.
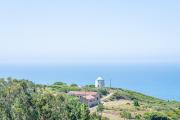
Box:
(1, 63, 179, 101)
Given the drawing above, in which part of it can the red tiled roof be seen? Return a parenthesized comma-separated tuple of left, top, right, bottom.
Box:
(82, 95, 95, 100)
(68, 91, 98, 96)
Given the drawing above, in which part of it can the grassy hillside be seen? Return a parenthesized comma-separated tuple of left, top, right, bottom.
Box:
(102, 88, 180, 120)
(49, 82, 180, 120)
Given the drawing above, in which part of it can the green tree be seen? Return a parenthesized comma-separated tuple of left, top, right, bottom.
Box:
(0, 78, 92, 120)
(80, 104, 90, 120)
(98, 89, 108, 96)
(53, 82, 66, 86)
(70, 83, 78, 87)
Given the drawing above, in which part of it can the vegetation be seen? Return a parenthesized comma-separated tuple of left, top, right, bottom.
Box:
(49, 82, 109, 97)
(97, 103, 105, 119)
(133, 99, 140, 107)
(90, 112, 109, 120)
(0, 78, 99, 120)
(0, 78, 179, 120)
(144, 112, 170, 120)
(97, 89, 109, 96)
(49, 81, 81, 93)
(120, 110, 132, 119)
(70, 83, 78, 87)
(103, 88, 180, 120)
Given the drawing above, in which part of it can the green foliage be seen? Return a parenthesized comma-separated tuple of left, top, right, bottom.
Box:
(49, 83, 81, 93)
(135, 114, 142, 119)
(133, 99, 140, 106)
(109, 91, 129, 100)
(90, 112, 110, 120)
(109, 89, 161, 102)
(97, 103, 104, 120)
(144, 112, 170, 120)
(86, 84, 95, 88)
(97, 103, 104, 113)
(120, 110, 132, 119)
(166, 110, 179, 120)
(0, 78, 95, 120)
(109, 88, 179, 119)
(53, 81, 66, 86)
(97, 88, 109, 96)
(70, 83, 78, 87)
(1, 78, 179, 120)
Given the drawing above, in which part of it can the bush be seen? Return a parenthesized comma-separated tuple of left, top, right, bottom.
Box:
(133, 99, 140, 107)
(86, 84, 95, 88)
(109, 92, 128, 101)
(98, 88, 109, 96)
(166, 111, 179, 120)
(97, 103, 104, 113)
(144, 112, 170, 120)
(90, 112, 109, 120)
(135, 114, 142, 119)
(120, 110, 132, 119)
(70, 83, 78, 87)
(53, 82, 66, 86)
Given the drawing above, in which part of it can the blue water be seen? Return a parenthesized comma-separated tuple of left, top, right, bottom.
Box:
(0, 64, 180, 101)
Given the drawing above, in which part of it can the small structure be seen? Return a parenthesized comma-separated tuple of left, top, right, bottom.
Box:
(95, 76, 105, 88)
(68, 91, 100, 107)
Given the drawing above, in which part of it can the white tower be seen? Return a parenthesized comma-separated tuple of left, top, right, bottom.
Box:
(95, 76, 105, 88)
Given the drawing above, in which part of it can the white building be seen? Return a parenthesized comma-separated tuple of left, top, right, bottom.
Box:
(95, 76, 105, 88)
(68, 91, 100, 107)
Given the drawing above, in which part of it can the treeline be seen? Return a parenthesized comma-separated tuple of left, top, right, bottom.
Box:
(49, 82, 109, 96)
(0, 78, 100, 120)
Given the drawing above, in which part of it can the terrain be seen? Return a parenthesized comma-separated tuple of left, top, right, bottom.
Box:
(49, 81, 180, 120)
(0, 78, 180, 120)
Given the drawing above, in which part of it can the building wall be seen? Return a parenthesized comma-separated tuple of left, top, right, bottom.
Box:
(95, 80, 105, 88)
(88, 94, 100, 107)
(77, 94, 100, 107)
(68, 92, 100, 107)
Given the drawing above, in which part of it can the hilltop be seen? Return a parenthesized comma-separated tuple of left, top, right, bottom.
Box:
(49, 81, 180, 120)
(0, 78, 180, 120)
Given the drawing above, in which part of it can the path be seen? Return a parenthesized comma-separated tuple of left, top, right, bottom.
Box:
(89, 92, 114, 113)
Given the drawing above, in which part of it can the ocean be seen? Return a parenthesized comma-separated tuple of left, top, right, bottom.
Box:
(0, 64, 180, 101)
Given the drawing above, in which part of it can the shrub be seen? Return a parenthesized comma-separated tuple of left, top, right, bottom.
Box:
(98, 88, 109, 96)
(134, 99, 140, 107)
(86, 84, 95, 88)
(97, 103, 104, 113)
(70, 83, 78, 87)
(144, 112, 170, 120)
(120, 110, 132, 119)
(109, 92, 128, 101)
(53, 82, 66, 86)
(166, 111, 179, 120)
(135, 114, 142, 119)
(90, 112, 109, 120)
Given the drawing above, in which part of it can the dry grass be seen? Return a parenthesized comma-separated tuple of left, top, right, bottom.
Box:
(104, 100, 133, 110)
(101, 99, 151, 119)
(102, 110, 123, 120)
(89, 90, 180, 120)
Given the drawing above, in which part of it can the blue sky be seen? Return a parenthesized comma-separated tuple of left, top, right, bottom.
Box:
(0, 0, 180, 65)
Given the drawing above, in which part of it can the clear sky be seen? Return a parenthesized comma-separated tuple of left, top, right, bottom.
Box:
(0, 0, 180, 65)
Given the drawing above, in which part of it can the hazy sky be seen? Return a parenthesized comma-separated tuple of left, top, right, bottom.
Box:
(0, 0, 180, 64)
